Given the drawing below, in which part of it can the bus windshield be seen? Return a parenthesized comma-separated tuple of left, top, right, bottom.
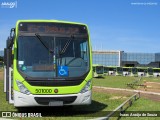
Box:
(96, 66, 103, 74)
(17, 35, 89, 79)
(132, 68, 137, 74)
(148, 68, 153, 74)
(117, 67, 122, 73)
(104, 67, 108, 73)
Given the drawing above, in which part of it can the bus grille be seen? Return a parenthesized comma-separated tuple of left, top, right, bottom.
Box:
(34, 96, 77, 105)
(27, 80, 83, 86)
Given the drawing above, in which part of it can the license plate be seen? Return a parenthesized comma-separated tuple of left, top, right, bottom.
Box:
(49, 101, 63, 106)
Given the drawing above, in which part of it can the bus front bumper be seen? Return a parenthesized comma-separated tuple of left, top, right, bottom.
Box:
(14, 90, 92, 107)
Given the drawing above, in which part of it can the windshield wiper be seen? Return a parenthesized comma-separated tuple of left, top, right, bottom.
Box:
(59, 35, 74, 55)
(35, 33, 54, 53)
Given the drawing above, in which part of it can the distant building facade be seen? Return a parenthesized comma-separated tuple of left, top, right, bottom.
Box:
(93, 50, 121, 66)
(93, 50, 160, 68)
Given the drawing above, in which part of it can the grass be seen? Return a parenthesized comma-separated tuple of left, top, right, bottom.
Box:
(0, 67, 3, 70)
(0, 69, 3, 80)
(0, 71, 160, 120)
(93, 76, 160, 89)
(121, 98, 160, 120)
(93, 76, 160, 120)
(0, 77, 128, 120)
(141, 77, 160, 83)
(93, 76, 136, 89)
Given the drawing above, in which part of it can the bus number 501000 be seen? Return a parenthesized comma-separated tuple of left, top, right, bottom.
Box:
(35, 89, 52, 93)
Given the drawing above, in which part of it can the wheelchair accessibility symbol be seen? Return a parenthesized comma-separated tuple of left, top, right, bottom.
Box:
(58, 66, 68, 76)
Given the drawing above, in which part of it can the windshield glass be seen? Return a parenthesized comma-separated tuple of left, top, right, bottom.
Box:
(117, 67, 122, 73)
(137, 69, 145, 72)
(153, 69, 160, 72)
(132, 68, 137, 74)
(123, 68, 131, 72)
(96, 66, 103, 74)
(148, 68, 153, 75)
(104, 67, 108, 73)
(17, 35, 89, 79)
(109, 68, 116, 71)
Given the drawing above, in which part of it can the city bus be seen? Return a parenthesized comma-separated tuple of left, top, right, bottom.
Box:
(4, 20, 93, 107)
(108, 66, 122, 76)
(92, 64, 104, 77)
(153, 68, 160, 77)
(108, 66, 116, 76)
(137, 67, 147, 77)
(122, 67, 131, 76)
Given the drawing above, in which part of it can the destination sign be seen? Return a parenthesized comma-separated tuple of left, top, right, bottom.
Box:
(18, 22, 87, 34)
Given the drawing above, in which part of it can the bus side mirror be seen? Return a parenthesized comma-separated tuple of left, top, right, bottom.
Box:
(4, 48, 7, 66)
(7, 37, 14, 49)
(7, 28, 15, 49)
(7, 37, 12, 48)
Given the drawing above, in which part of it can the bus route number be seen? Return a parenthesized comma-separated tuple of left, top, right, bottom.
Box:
(35, 89, 52, 93)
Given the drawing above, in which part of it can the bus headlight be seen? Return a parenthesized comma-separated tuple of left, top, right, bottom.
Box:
(80, 80, 91, 93)
(16, 80, 30, 95)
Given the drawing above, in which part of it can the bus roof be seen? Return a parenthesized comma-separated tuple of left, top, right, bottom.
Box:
(16, 20, 87, 26)
(92, 64, 103, 67)
(107, 66, 119, 68)
(122, 67, 132, 68)
(153, 68, 160, 69)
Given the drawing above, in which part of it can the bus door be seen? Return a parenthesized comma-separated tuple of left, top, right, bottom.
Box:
(4, 48, 6, 92)
(5, 28, 14, 104)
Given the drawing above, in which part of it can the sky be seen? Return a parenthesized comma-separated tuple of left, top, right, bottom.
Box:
(0, 0, 160, 53)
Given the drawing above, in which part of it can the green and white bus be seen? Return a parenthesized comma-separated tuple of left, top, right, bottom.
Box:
(108, 66, 122, 76)
(92, 64, 104, 78)
(4, 20, 93, 107)
(108, 66, 116, 76)
(153, 68, 160, 77)
(137, 67, 147, 77)
(123, 67, 132, 76)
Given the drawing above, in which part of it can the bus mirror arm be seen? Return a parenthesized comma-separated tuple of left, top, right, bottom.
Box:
(7, 37, 13, 49)
(7, 28, 15, 49)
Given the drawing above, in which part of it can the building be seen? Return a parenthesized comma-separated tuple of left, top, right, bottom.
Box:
(93, 50, 121, 66)
(93, 50, 160, 68)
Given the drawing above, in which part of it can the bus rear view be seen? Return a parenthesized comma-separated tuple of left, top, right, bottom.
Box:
(4, 20, 92, 107)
